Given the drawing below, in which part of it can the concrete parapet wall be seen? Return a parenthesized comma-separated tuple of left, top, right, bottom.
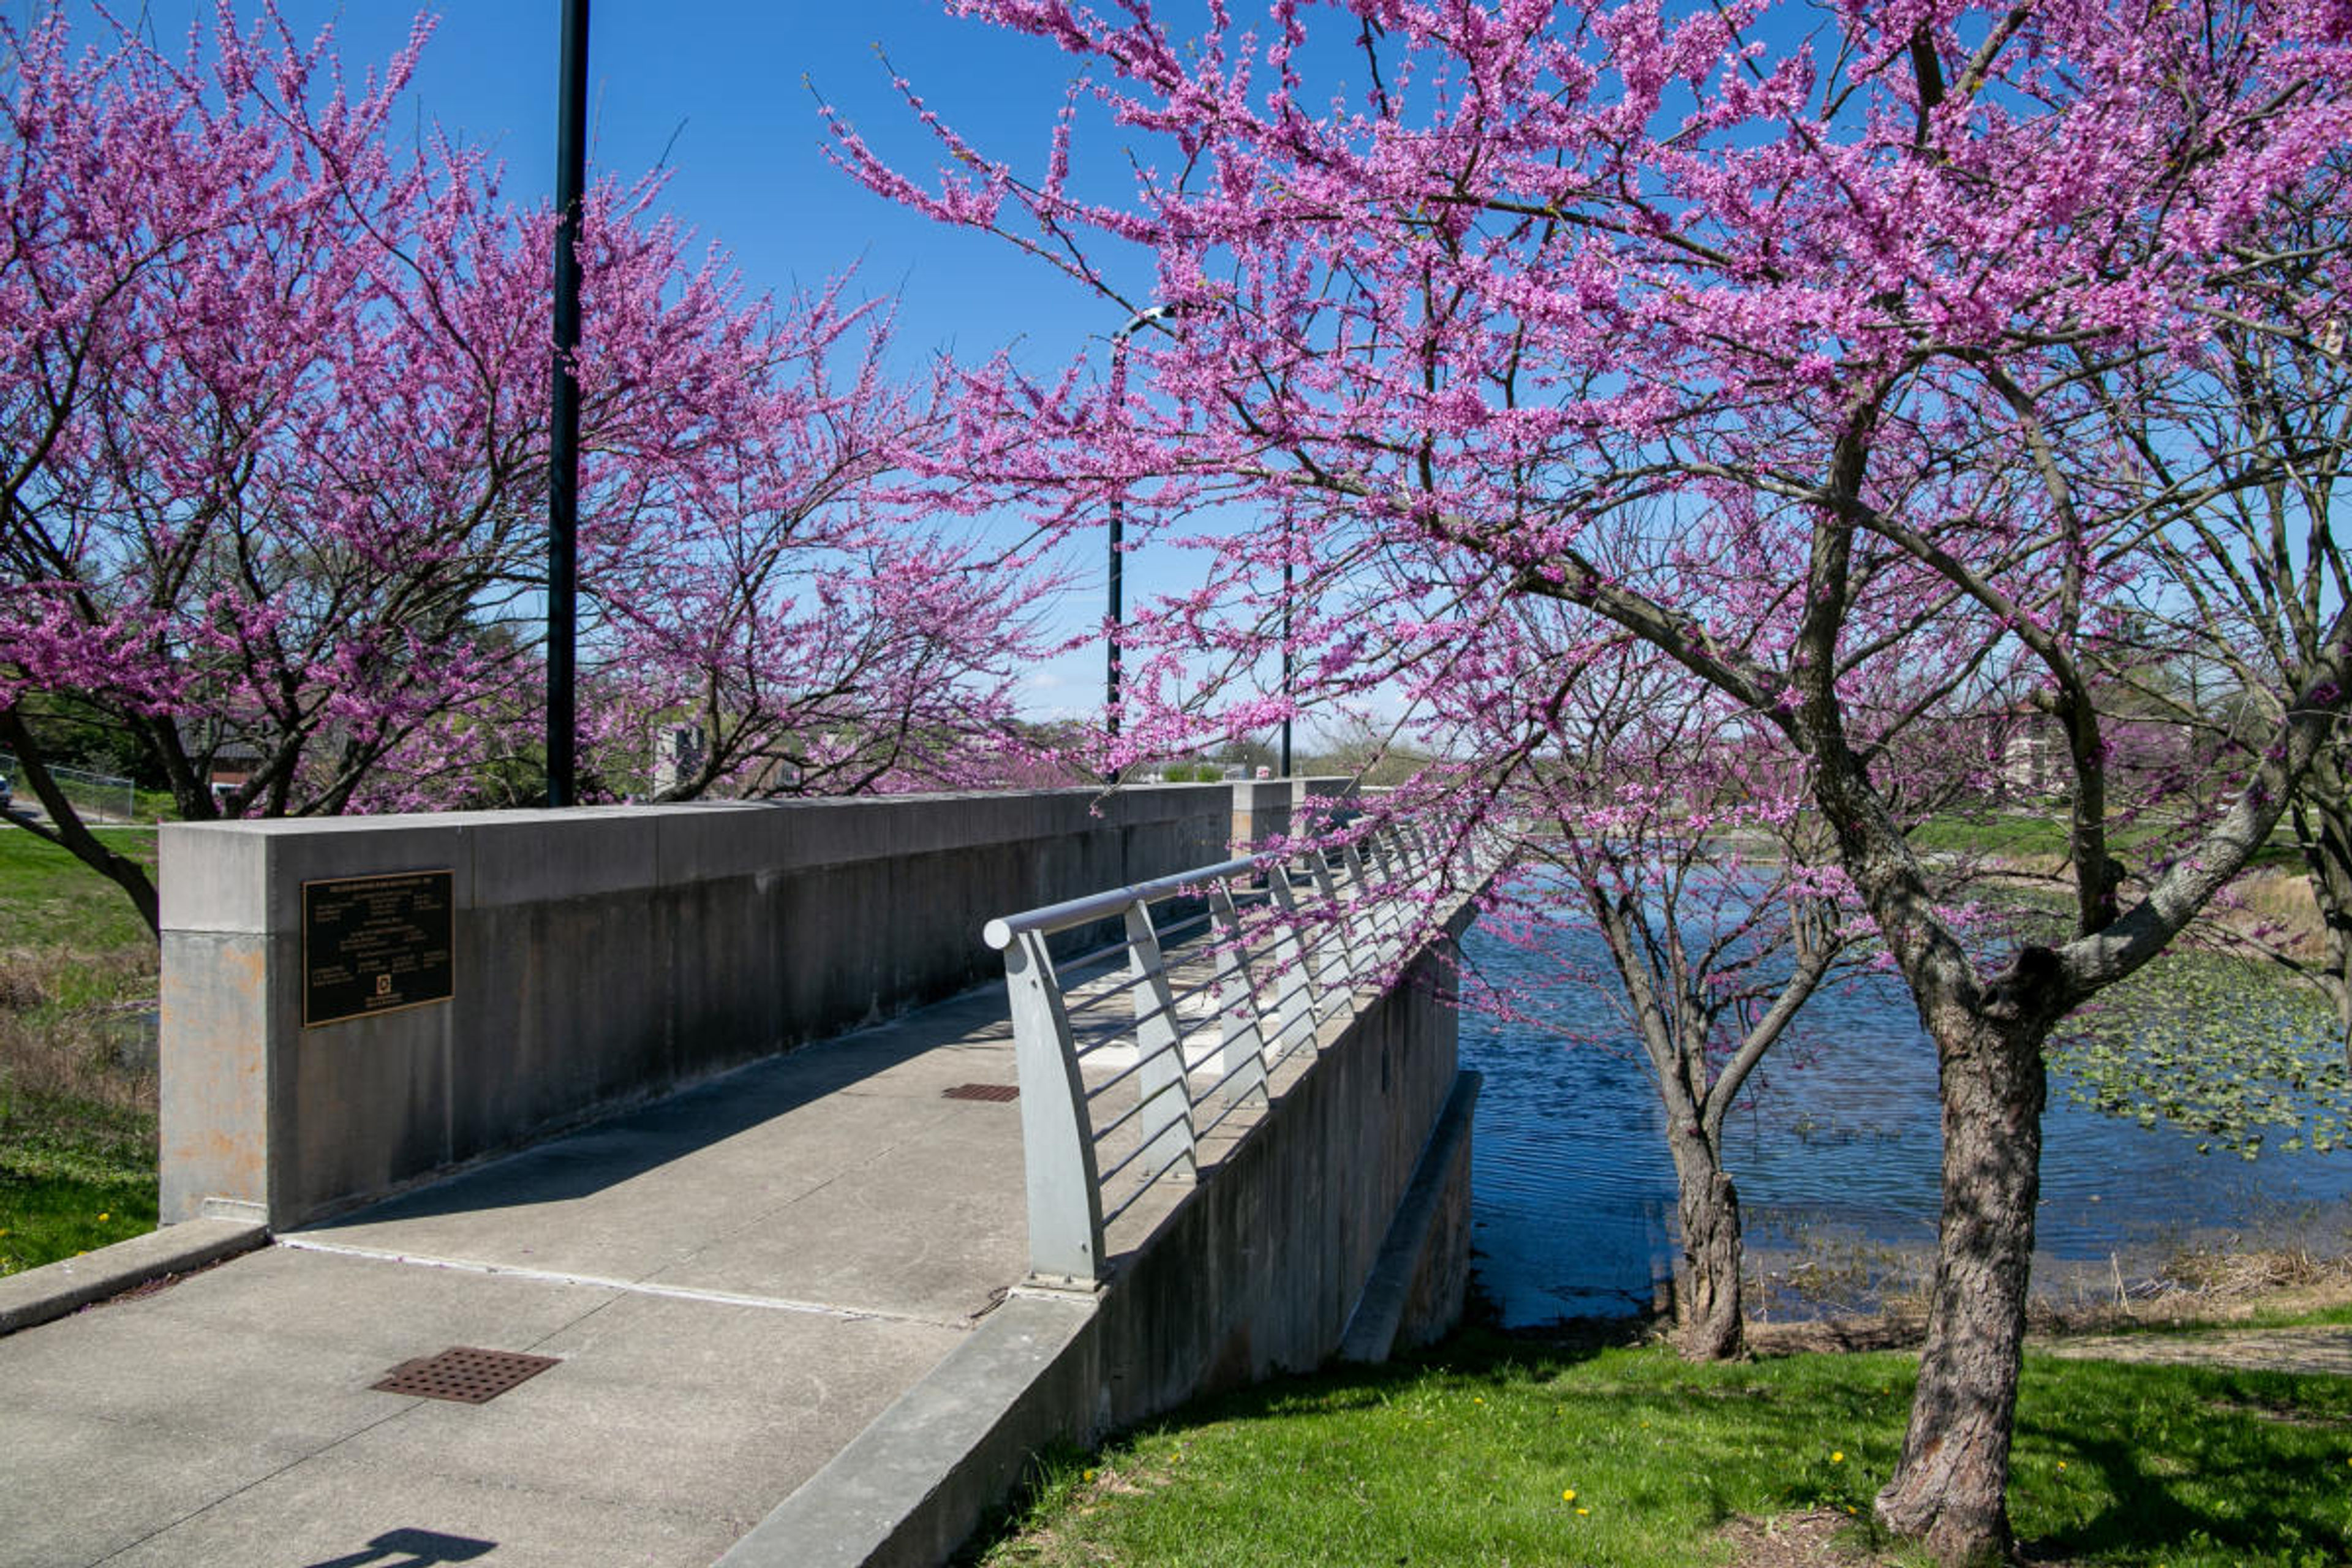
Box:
(159, 782, 1352, 1229)
(1228, 774, 1357, 853)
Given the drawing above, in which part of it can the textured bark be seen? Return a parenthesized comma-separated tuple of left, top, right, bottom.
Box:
(2308, 837, 2352, 1052)
(2288, 761, 2352, 1062)
(1874, 1001, 2048, 1566)
(1667, 1134, 1745, 1362)
(1583, 882, 1777, 1365)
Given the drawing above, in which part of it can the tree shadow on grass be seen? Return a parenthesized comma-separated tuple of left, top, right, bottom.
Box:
(2014, 1360, 2352, 1566)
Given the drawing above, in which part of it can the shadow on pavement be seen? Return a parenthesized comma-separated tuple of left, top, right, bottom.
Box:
(302, 1526, 497, 1567)
(300, 986, 1006, 1226)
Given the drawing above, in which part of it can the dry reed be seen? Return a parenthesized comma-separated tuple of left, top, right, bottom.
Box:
(0, 945, 158, 1122)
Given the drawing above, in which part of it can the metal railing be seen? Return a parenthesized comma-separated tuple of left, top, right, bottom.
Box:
(982, 821, 1449, 1287)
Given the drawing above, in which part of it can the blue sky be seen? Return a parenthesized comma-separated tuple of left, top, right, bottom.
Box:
(70, 2, 1125, 357)
(47, 0, 1173, 718)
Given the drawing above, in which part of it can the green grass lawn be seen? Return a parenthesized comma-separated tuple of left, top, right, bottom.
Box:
(1912, 810, 2302, 872)
(971, 1329, 2352, 1567)
(0, 825, 160, 1276)
(0, 1110, 160, 1274)
(0, 823, 157, 954)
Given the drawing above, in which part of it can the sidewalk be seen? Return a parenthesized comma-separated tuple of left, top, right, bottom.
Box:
(0, 984, 1031, 1568)
(2043, 1323, 2352, 1377)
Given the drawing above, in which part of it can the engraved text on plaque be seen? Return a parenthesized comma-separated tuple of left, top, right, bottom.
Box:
(301, 870, 454, 1027)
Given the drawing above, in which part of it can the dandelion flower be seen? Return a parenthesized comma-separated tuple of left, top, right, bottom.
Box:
(1083, 1469, 1097, 1483)
(97, 1213, 109, 1223)
(1562, 1490, 1575, 1502)
(1830, 1451, 1844, 1463)
(1576, 1507, 1589, 1517)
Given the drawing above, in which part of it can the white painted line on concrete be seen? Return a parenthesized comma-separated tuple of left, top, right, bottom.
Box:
(274, 1237, 976, 1330)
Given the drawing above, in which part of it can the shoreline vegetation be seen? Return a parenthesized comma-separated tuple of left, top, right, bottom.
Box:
(1745, 1246, 2352, 1357)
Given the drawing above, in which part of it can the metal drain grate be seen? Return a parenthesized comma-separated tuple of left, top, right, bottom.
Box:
(372, 1346, 560, 1404)
(942, 1082, 1019, 1102)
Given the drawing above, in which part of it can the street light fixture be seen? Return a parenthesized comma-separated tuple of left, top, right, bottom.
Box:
(1105, 304, 1177, 745)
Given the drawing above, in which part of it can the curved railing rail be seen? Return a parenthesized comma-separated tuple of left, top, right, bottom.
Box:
(984, 820, 1448, 1286)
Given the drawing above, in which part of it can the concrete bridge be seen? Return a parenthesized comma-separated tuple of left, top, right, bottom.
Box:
(0, 784, 1481, 1568)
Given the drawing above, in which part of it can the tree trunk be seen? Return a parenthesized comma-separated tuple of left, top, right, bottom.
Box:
(2288, 772, 2352, 1063)
(1874, 1001, 2048, 1566)
(0, 706, 160, 937)
(1667, 1130, 1745, 1360)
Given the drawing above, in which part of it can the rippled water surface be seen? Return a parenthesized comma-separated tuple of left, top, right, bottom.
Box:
(1458, 918, 2352, 1326)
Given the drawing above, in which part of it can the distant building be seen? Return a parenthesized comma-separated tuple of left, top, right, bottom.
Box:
(205, 740, 265, 807)
(2000, 717, 2065, 798)
(652, 725, 708, 796)
(1995, 705, 2193, 801)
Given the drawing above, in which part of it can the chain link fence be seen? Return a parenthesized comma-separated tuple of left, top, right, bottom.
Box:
(0, 751, 138, 823)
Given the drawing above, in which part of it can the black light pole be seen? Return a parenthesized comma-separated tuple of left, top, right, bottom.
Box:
(1280, 536, 1294, 777)
(1106, 306, 1174, 743)
(546, 0, 589, 807)
(1105, 446, 1123, 744)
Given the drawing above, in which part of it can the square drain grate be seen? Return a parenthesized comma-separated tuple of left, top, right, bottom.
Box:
(372, 1346, 561, 1404)
(942, 1082, 1019, 1102)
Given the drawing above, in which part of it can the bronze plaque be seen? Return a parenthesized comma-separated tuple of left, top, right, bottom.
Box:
(302, 870, 454, 1027)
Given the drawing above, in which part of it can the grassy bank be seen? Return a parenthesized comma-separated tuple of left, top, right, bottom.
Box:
(971, 1326, 2352, 1567)
(1909, 809, 2302, 872)
(0, 827, 159, 1275)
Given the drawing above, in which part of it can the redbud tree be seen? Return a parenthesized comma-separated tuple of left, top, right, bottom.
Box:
(839, 1, 2352, 1558)
(1446, 617, 1878, 1362)
(0, 4, 1049, 933)
(2079, 157, 2352, 1042)
(1354, 534, 2000, 1365)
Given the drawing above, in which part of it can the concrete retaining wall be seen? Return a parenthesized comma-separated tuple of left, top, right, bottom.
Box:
(1090, 940, 1466, 1426)
(158, 782, 1352, 1230)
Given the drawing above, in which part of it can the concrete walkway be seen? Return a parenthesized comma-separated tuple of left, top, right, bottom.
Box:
(2043, 1324, 2352, 1378)
(0, 986, 1031, 1568)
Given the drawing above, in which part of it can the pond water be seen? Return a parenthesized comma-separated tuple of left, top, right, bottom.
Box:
(1458, 918, 2352, 1327)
